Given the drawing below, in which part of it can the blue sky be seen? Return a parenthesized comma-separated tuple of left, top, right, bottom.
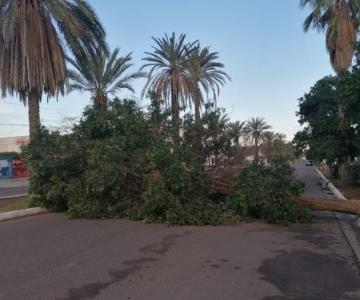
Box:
(0, 0, 333, 139)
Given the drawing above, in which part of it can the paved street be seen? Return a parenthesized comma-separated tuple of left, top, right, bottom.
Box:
(293, 160, 336, 199)
(1, 213, 360, 300)
(0, 177, 28, 198)
(1, 163, 360, 299)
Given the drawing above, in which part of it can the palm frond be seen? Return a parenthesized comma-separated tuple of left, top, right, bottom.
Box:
(67, 47, 143, 105)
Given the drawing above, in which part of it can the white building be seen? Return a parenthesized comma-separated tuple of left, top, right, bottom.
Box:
(0, 136, 29, 153)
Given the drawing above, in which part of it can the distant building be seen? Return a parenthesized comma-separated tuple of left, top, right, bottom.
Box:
(0, 136, 30, 177)
(0, 136, 29, 153)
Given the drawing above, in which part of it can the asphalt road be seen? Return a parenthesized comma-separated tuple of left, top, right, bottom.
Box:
(293, 160, 336, 199)
(1, 215, 360, 299)
(1, 163, 360, 299)
(0, 177, 29, 198)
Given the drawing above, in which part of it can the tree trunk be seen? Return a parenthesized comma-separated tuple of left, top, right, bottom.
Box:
(254, 136, 259, 162)
(294, 197, 360, 216)
(210, 179, 360, 216)
(94, 91, 107, 107)
(338, 103, 348, 181)
(28, 92, 41, 141)
(194, 97, 201, 123)
(266, 143, 272, 163)
(171, 82, 180, 146)
(193, 94, 203, 158)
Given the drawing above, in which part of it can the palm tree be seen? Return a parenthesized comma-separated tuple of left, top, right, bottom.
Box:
(301, 0, 360, 168)
(0, 0, 106, 141)
(228, 121, 246, 145)
(185, 45, 230, 122)
(67, 48, 144, 106)
(263, 132, 288, 162)
(263, 131, 276, 162)
(244, 117, 271, 161)
(141, 33, 197, 144)
(301, 0, 360, 73)
(204, 107, 230, 165)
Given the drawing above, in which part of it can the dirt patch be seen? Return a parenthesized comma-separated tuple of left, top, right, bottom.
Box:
(0, 196, 30, 213)
(331, 180, 360, 200)
(259, 250, 360, 300)
(339, 186, 360, 200)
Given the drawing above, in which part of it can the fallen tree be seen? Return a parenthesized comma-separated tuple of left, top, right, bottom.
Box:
(211, 179, 360, 216)
(294, 197, 360, 216)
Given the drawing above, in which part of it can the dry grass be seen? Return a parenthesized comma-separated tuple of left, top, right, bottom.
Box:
(332, 180, 360, 200)
(0, 196, 31, 213)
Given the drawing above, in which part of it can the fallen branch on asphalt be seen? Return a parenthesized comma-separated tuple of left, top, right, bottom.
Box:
(294, 197, 360, 215)
(211, 179, 360, 215)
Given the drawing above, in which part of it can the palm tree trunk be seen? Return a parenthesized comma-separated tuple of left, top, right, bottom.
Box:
(193, 96, 203, 158)
(338, 103, 348, 180)
(194, 97, 201, 123)
(94, 91, 107, 107)
(267, 143, 272, 163)
(254, 137, 259, 162)
(171, 82, 180, 146)
(28, 92, 41, 141)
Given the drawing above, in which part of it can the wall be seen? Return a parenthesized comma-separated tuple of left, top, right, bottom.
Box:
(0, 136, 29, 153)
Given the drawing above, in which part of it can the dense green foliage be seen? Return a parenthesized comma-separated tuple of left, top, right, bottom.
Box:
(346, 161, 360, 186)
(231, 159, 310, 225)
(24, 99, 228, 224)
(293, 76, 349, 164)
(24, 97, 307, 225)
(293, 45, 360, 178)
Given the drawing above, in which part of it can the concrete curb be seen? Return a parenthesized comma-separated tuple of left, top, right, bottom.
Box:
(336, 214, 360, 272)
(0, 207, 47, 222)
(0, 194, 28, 200)
(314, 167, 347, 200)
(314, 167, 360, 269)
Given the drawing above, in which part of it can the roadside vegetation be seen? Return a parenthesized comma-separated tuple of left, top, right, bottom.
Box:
(0, 1, 312, 225)
(295, 1, 360, 193)
(24, 97, 307, 225)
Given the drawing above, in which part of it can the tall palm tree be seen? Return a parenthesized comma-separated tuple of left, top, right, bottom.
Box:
(244, 117, 271, 161)
(301, 0, 360, 167)
(263, 131, 276, 162)
(185, 45, 230, 122)
(204, 107, 230, 165)
(0, 0, 106, 140)
(141, 33, 197, 144)
(301, 0, 360, 73)
(67, 48, 144, 106)
(262, 132, 288, 162)
(228, 121, 246, 145)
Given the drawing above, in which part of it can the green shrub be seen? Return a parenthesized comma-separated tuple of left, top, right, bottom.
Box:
(136, 164, 231, 226)
(24, 99, 219, 224)
(24, 98, 309, 226)
(231, 158, 311, 225)
(23, 132, 81, 211)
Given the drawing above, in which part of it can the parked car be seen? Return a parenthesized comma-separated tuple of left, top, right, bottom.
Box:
(306, 160, 313, 166)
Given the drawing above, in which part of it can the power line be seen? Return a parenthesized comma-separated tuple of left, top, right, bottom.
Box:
(0, 100, 81, 114)
(0, 113, 65, 122)
(0, 123, 28, 127)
